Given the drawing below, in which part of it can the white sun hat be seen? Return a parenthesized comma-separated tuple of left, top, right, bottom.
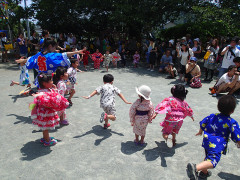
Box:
(135, 85, 151, 100)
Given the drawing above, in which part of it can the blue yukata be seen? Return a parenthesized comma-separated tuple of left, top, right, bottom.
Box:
(19, 65, 30, 85)
(26, 52, 70, 87)
(200, 113, 240, 168)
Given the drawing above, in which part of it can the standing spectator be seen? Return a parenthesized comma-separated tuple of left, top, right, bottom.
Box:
(40, 30, 49, 49)
(219, 38, 240, 78)
(17, 33, 28, 57)
(57, 33, 65, 51)
(159, 50, 172, 73)
(186, 34, 193, 48)
(192, 38, 201, 59)
(177, 42, 193, 81)
(29, 31, 39, 55)
(204, 39, 219, 81)
(0, 33, 8, 62)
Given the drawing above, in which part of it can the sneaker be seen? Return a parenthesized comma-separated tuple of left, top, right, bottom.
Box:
(100, 112, 107, 123)
(43, 139, 57, 146)
(60, 120, 69, 125)
(103, 123, 110, 129)
(212, 93, 217, 97)
(186, 163, 198, 180)
(40, 137, 55, 143)
(198, 171, 212, 179)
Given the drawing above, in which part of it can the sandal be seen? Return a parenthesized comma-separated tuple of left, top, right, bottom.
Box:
(134, 139, 139, 146)
(139, 141, 147, 146)
(40, 137, 55, 143)
(199, 171, 212, 179)
(100, 112, 107, 123)
(43, 138, 57, 146)
(68, 99, 73, 106)
(60, 120, 69, 125)
(172, 139, 177, 147)
(186, 163, 198, 180)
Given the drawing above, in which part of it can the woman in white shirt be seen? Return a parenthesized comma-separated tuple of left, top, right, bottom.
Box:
(176, 42, 193, 81)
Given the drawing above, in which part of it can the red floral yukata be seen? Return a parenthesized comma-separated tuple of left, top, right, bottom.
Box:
(155, 96, 193, 135)
(83, 50, 90, 66)
(91, 52, 103, 69)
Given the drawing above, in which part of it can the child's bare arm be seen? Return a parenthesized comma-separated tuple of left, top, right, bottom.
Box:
(196, 128, 203, 136)
(83, 90, 97, 99)
(118, 93, 132, 104)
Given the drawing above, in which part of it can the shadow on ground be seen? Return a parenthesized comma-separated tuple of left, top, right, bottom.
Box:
(121, 141, 146, 155)
(73, 125, 124, 146)
(7, 114, 31, 124)
(218, 172, 240, 180)
(142, 141, 188, 167)
(20, 139, 53, 161)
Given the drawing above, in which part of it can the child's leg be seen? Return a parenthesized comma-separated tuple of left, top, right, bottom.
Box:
(43, 130, 50, 142)
(140, 136, 145, 143)
(196, 161, 213, 174)
(162, 133, 168, 141)
(106, 114, 116, 121)
(171, 133, 176, 146)
(68, 89, 75, 101)
(135, 134, 139, 142)
(106, 66, 108, 72)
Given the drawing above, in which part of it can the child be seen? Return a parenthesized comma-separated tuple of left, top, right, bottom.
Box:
(133, 51, 140, 68)
(53, 67, 69, 125)
(91, 49, 104, 69)
(30, 73, 69, 146)
(83, 74, 131, 129)
(129, 85, 154, 145)
(10, 57, 31, 88)
(120, 48, 127, 67)
(112, 49, 121, 68)
(103, 50, 113, 72)
(187, 95, 240, 180)
(152, 84, 194, 146)
(67, 59, 79, 106)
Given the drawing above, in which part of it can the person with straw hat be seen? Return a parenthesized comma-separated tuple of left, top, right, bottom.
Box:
(129, 85, 154, 146)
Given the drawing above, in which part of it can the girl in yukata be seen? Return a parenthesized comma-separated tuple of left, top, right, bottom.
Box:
(53, 67, 69, 125)
(30, 73, 69, 146)
(66, 59, 79, 106)
(15, 38, 84, 87)
(91, 49, 104, 69)
(10, 56, 31, 88)
(129, 85, 154, 146)
(133, 51, 140, 68)
(112, 49, 121, 68)
(187, 95, 240, 180)
(152, 84, 194, 147)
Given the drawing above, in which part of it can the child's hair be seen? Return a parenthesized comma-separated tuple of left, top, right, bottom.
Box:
(233, 57, 240, 63)
(171, 84, 188, 101)
(227, 65, 236, 72)
(53, 67, 67, 85)
(42, 30, 49, 37)
(43, 38, 57, 50)
(218, 95, 236, 115)
(38, 73, 52, 89)
(139, 96, 145, 102)
(103, 74, 114, 83)
(70, 59, 78, 66)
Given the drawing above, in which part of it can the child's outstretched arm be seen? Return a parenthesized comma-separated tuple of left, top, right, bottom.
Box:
(83, 90, 97, 99)
(118, 93, 132, 104)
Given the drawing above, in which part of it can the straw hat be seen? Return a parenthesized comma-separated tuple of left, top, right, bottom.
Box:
(136, 85, 151, 100)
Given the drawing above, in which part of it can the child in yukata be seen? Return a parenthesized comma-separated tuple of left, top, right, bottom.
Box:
(187, 95, 240, 180)
(83, 74, 131, 129)
(103, 50, 113, 72)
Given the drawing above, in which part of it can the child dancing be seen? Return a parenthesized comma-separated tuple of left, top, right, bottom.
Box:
(152, 84, 194, 146)
(129, 85, 154, 145)
(187, 95, 240, 179)
(83, 74, 131, 129)
(30, 73, 69, 146)
(133, 51, 140, 68)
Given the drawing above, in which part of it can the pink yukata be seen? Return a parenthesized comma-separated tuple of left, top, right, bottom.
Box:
(112, 52, 121, 66)
(155, 97, 193, 135)
(129, 99, 154, 136)
(91, 52, 103, 69)
(57, 80, 67, 120)
(31, 89, 69, 130)
(133, 54, 140, 64)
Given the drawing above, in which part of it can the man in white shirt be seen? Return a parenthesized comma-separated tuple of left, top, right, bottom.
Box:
(213, 65, 240, 96)
(219, 38, 240, 78)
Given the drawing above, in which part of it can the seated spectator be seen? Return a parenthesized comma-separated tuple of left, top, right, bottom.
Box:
(233, 57, 240, 72)
(211, 65, 240, 97)
(167, 62, 178, 79)
(159, 50, 172, 72)
(184, 57, 201, 85)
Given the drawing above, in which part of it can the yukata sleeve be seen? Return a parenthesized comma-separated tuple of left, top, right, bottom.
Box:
(26, 53, 41, 69)
(129, 100, 139, 123)
(155, 98, 171, 114)
(57, 82, 66, 96)
(200, 114, 214, 131)
(50, 52, 70, 68)
(148, 101, 155, 122)
(183, 101, 194, 118)
(230, 120, 240, 143)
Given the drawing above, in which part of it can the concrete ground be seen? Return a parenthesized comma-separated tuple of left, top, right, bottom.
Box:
(0, 61, 240, 180)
